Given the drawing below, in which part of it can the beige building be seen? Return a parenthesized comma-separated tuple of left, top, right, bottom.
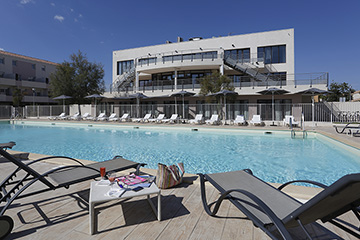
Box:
(0, 50, 58, 105)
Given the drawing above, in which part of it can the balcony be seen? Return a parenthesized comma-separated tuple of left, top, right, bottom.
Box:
(136, 50, 223, 73)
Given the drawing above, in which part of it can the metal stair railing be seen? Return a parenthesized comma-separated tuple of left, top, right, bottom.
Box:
(323, 101, 341, 122)
(224, 56, 272, 83)
(111, 67, 136, 93)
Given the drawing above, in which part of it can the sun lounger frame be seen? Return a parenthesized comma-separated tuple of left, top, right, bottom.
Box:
(199, 170, 360, 239)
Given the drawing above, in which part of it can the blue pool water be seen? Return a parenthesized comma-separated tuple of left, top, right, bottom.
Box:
(1, 122, 359, 186)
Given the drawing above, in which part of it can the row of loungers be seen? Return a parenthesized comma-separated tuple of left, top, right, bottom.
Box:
(48, 112, 300, 127)
(0, 142, 359, 239)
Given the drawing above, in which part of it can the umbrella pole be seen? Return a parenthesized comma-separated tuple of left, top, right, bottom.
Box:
(137, 98, 140, 118)
(224, 95, 226, 124)
(174, 97, 177, 115)
(312, 96, 315, 128)
(63, 99, 65, 113)
(182, 95, 185, 119)
(272, 93, 275, 125)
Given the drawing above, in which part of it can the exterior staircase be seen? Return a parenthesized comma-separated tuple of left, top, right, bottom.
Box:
(223, 56, 272, 82)
(111, 67, 136, 93)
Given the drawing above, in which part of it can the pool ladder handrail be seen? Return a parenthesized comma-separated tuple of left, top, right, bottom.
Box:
(291, 114, 307, 139)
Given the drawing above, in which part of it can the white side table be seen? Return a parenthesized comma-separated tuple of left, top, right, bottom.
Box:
(89, 181, 161, 235)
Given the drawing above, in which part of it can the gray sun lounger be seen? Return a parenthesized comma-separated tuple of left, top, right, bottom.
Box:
(0, 148, 145, 239)
(199, 170, 360, 239)
(0, 142, 16, 151)
(334, 123, 360, 136)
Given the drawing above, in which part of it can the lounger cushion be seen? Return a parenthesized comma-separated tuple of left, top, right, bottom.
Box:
(205, 171, 302, 226)
(49, 157, 139, 186)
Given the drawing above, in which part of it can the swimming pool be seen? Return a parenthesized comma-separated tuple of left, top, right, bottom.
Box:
(1, 121, 359, 185)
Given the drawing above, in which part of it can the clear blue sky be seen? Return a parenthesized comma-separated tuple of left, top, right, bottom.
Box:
(1, 0, 359, 90)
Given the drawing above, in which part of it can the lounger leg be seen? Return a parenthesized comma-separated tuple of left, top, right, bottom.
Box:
(297, 219, 313, 240)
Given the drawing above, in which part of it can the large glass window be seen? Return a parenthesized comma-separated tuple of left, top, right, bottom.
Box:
(224, 48, 250, 63)
(0, 58, 4, 64)
(257, 45, 286, 64)
(117, 60, 134, 75)
(138, 57, 156, 66)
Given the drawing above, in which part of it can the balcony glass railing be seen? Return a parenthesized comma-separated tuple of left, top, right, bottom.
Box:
(116, 72, 328, 93)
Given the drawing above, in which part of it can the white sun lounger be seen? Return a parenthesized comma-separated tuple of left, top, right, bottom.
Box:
(162, 114, 178, 123)
(283, 115, 299, 127)
(108, 113, 119, 121)
(205, 114, 220, 125)
(119, 113, 130, 122)
(70, 112, 81, 121)
(81, 113, 90, 120)
(48, 112, 66, 120)
(233, 115, 246, 125)
(149, 114, 165, 123)
(189, 114, 204, 124)
(132, 113, 151, 123)
(250, 115, 264, 126)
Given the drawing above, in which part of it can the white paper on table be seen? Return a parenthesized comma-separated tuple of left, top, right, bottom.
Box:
(107, 189, 125, 197)
(96, 180, 110, 186)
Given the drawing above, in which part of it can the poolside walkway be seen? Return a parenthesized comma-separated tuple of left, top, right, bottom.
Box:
(1, 158, 359, 240)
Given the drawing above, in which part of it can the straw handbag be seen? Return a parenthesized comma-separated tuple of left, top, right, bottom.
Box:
(156, 162, 185, 189)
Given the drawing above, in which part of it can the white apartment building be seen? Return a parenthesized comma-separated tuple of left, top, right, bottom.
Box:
(111, 28, 327, 96)
(0, 50, 57, 105)
(107, 29, 328, 121)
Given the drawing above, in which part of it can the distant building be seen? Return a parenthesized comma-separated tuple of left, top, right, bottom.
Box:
(0, 50, 58, 105)
(352, 90, 360, 102)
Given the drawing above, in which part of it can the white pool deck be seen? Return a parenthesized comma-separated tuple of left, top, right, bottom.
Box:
(1, 120, 360, 239)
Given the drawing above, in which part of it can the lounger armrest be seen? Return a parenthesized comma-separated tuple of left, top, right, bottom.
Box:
(26, 156, 85, 167)
(278, 180, 327, 191)
(198, 173, 292, 240)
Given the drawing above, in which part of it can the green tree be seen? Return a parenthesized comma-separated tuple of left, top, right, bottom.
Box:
(199, 72, 235, 119)
(199, 72, 234, 102)
(49, 51, 105, 113)
(322, 81, 355, 102)
(12, 87, 24, 107)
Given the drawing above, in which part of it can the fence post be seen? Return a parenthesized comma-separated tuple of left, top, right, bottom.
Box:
(37, 106, 40, 119)
(331, 102, 333, 123)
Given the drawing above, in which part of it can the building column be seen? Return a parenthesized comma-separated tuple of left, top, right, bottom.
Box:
(219, 47, 225, 75)
(135, 71, 139, 92)
(220, 64, 224, 75)
(174, 69, 178, 90)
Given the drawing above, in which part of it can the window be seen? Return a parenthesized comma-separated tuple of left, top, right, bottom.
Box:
(224, 48, 250, 63)
(257, 45, 286, 64)
(117, 60, 134, 75)
(0, 58, 4, 64)
(32, 64, 36, 69)
(12, 60, 17, 66)
(138, 57, 156, 66)
(41, 65, 46, 71)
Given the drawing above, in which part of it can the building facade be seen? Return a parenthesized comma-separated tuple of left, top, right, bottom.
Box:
(0, 50, 58, 105)
(107, 29, 329, 121)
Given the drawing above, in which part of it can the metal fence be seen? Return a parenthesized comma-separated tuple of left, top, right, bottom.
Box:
(2, 101, 358, 124)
